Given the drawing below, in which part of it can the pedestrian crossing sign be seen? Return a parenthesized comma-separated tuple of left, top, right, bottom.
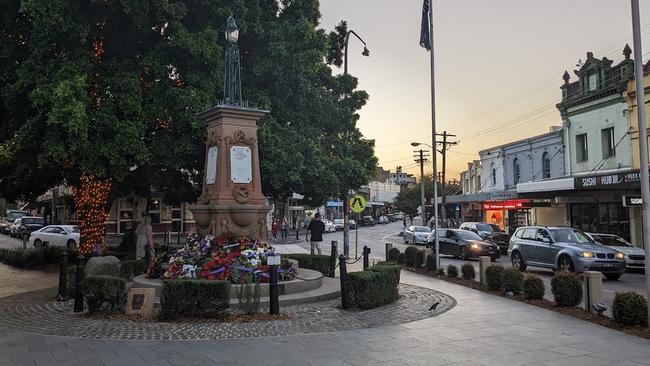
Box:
(349, 195, 367, 213)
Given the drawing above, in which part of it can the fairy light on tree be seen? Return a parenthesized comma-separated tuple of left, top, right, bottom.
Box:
(74, 175, 112, 255)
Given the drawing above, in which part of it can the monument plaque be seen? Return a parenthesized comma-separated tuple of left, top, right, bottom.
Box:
(206, 146, 218, 185)
(230, 146, 252, 183)
(126, 288, 155, 317)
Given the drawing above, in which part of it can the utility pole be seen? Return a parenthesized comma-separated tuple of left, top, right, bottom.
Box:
(436, 131, 457, 226)
(414, 149, 430, 224)
(631, 0, 650, 328)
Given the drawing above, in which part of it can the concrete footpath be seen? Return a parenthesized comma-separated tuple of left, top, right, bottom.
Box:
(1, 267, 650, 365)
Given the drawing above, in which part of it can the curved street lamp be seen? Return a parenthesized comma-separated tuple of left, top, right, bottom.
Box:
(344, 30, 370, 76)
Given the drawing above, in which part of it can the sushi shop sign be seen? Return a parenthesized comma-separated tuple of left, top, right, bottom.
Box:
(575, 170, 641, 189)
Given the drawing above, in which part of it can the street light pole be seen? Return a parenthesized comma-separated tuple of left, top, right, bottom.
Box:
(631, 0, 650, 328)
(342, 28, 369, 258)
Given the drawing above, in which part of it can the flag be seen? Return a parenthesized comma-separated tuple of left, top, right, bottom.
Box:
(419, 0, 431, 51)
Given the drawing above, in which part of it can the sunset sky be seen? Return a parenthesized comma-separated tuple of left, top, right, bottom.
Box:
(319, 0, 650, 180)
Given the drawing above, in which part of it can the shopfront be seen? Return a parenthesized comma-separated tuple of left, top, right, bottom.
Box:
(483, 200, 532, 234)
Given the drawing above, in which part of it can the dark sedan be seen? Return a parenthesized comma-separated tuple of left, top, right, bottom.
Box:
(15, 216, 45, 239)
(459, 222, 511, 254)
(427, 228, 500, 261)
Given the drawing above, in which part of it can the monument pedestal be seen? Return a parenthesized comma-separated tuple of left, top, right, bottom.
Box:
(189, 104, 270, 238)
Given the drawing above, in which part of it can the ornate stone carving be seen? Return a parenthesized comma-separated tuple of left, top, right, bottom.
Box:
(233, 186, 250, 203)
(226, 130, 255, 146)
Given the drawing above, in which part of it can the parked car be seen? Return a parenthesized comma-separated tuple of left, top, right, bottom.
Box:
(332, 218, 356, 230)
(427, 228, 500, 261)
(508, 226, 626, 280)
(1, 210, 29, 234)
(29, 225, 79, 249)
(359, 216, 375, 227)
(586, 232, 645, 271)
(404, 225, 432, 245)
(14, 216, 45, 239)
(459, 222, 511, 254)
(393, 213, 404, 220)
(377, 215, 389, 224)
(322, 220, 337, 233)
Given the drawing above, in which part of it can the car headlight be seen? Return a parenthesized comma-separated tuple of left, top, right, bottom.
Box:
(615, 252, 625, 260)
(470, 243, 479, 249)
(577, 251, 594, 258)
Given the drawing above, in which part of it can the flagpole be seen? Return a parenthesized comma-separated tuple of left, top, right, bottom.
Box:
(429, 0, 441, 269)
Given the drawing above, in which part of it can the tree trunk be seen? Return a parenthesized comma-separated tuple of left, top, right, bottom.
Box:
(74, 174, 112, 255)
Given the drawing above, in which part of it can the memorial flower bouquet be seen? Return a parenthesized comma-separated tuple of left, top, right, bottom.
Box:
(163, 233, 296, 283)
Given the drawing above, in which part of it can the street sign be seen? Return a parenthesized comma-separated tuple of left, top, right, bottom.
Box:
(267, 254, 281, 266)
(623, 195, 643, 207)
(349, 195, 367, 213)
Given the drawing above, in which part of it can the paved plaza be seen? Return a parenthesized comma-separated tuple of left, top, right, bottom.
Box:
(0, 264, 649, 365)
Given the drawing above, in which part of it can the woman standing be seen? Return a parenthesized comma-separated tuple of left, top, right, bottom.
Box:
(281, 218, 288, 240)
(136, 215, 154, 259)
(271, 218, 278, 239)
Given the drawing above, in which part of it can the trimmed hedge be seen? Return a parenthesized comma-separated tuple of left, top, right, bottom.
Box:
(436, 267, 445, 277)
(119, 259, 146, 279)
(502, 268, 524, 294)
(461, 262, 475, 280)
(404, 246, 419, 267)
(349, 264, 401, 309)
(446, 264, 459, 278)
(84, 275, 127, 314)
(613, 292, 648, 326)
(397, 253, 405, 264)
(388, 247, 400, 261)
(551, 273, 582, 307)
(415, 250, 425, 268)
(523, 275, 545, 300)
(0, 246, 69, 268)
(159, 279, 230, 320)
(485, 266, 504, 291)
(426, 255, 437, 272)
(283, 254, 330, 275)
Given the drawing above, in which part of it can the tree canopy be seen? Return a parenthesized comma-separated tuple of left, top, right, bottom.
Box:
(0, 0, 377, 207)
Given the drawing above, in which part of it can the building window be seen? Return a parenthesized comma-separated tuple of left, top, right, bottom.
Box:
(475, 175, 481, 192)
(171, 204, 183, 233)
(513, 158, 520, 185)
(588, 73, 597, 91)
(542, 152, 551, 179)
(491, 164, 496, 187)
(148, 198, 161, 224)
(576, 134, 588, 163)
(601, 127, 615, 158)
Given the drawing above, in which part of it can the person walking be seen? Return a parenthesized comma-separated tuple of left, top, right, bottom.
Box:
(135, 215, 154, 260)
(281, 218, 288, 241)
(271, 218, 278, 239)
(305, 212, 325, 255)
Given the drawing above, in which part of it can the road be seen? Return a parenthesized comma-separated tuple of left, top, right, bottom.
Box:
(290, 221, 648, 313)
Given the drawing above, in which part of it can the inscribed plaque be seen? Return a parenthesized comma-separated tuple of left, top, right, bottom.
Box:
(206, 146, 218, 184)
(230, 146, 252, 183)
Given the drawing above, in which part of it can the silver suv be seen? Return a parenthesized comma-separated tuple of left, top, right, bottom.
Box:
(508, 226, 626, 280)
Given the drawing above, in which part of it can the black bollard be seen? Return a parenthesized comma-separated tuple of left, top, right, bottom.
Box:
(363, 246, 370, 271)
(295, 225, 299, 240)
(269, 264, 279, 315)
(73, 255, 85, 312)
(329, 240, 338, 278)
(57, 251, 69, 301)
(339, 254, 350, 310)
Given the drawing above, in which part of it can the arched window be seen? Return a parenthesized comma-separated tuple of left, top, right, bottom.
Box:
(542, 152, 551, 179)
(491, 163, 496, 186)
(513, 158, 520, 185)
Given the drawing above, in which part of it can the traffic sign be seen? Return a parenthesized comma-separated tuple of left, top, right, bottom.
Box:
(349, 195, 367, 213)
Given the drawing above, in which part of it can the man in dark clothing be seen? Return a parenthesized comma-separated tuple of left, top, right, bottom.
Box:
(306, 212, 325, 255)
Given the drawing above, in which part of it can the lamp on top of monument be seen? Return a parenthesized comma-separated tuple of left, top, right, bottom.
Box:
(223, 16, 242, 106)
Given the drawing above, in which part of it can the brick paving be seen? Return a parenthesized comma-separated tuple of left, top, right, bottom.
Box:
(0, 284, 454, 340)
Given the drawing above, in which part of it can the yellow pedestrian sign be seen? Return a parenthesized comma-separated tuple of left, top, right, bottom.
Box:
(349, 195, 367, 213)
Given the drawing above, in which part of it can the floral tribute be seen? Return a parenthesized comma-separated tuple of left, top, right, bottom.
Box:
(163, 233, 296, 283)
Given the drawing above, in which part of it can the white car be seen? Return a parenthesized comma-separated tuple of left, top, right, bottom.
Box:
(587, 232, 645, 270)
(332, 219, 344, 231)
(378, 215, 389, 224)
(30, 225, 80, 249)
(404, 225, 432, 245)
(322, 220, 337, 233)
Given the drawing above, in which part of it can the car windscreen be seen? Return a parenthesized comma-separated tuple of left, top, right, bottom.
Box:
(591, 235, 630, 247)
(414, 226, 431, 233)
(22, 217, 44, 225)
(456, 230, 483, 241)
(550, 229, 593, 244)
(489, 224, 503, 232)
(6, 212, 26, 222)
(475, 223, 494, 232)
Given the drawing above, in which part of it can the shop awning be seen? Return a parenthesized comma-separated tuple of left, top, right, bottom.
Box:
(517, 177, 574, 193)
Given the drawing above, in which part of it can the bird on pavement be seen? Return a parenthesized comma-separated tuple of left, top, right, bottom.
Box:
(429, 302, 440, 311)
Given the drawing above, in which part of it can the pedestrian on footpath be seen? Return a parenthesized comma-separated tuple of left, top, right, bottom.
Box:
(281, 218, 288, 240)
(271, 218, 278, 239)
(135, 214, 154, 260)
(305, 212, 325, 255)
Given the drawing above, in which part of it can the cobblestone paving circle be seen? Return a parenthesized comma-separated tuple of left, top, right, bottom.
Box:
(0, 284, 455, 340)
